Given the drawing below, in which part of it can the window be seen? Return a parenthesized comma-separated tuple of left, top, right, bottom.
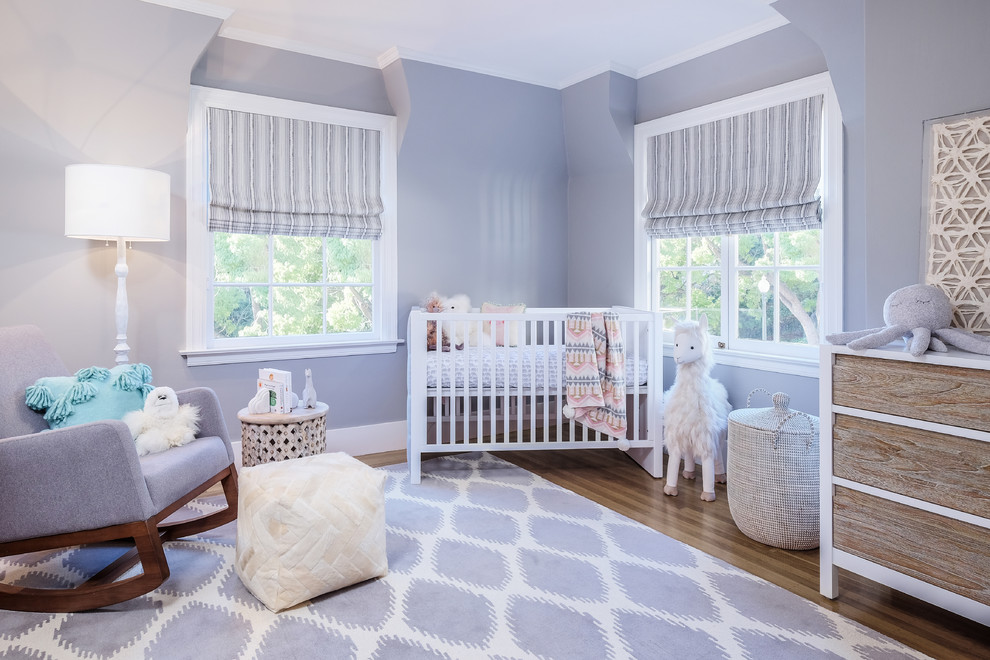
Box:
(654, 230, 822, 358)
(634, 74, 842, 376)
(183, 87, 398, 366)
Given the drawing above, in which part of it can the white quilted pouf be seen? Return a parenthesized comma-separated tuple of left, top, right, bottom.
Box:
(235, 452, 388, 612)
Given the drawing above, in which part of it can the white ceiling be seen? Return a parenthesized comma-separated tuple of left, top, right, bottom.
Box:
(150, 0, 787, 89)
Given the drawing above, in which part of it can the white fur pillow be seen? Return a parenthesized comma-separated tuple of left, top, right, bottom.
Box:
(481, 302, 526, 346)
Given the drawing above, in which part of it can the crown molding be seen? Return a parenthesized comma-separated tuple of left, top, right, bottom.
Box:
(636, 15, 789, 79)
(146, 1, 790, 89)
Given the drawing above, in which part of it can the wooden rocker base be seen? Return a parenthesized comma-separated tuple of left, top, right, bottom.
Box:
(0, 465, 238, 613)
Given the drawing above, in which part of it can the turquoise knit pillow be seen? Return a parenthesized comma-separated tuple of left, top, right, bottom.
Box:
(25, 364, 153, 430)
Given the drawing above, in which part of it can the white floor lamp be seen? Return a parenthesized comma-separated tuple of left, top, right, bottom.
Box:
(65, 164, 171, 365)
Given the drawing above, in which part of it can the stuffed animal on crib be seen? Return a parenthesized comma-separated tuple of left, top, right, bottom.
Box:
(662, 314, 731, 502)
(444, 293, 491, 348)
(123, 386, 200, 456)
(423, 291, 451, 351)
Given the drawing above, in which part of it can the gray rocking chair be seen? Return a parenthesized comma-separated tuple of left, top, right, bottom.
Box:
(0, 325, 238, 612)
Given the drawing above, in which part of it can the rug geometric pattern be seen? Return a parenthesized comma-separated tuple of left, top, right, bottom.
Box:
(926, 109, 990, 333)
(0, 452, 928, 659)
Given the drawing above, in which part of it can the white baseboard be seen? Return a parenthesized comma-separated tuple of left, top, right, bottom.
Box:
(232, 419, 406, 465)
(327, 420, 407, 456)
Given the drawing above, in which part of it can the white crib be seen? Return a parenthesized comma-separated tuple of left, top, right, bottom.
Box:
(406, 306, 664, 483)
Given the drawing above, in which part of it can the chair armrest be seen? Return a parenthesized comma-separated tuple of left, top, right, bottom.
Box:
(0, 421, 156, 543)
(176, 387, 234, 465)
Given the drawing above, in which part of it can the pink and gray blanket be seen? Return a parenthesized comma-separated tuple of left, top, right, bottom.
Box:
(563, 311, 628, 442)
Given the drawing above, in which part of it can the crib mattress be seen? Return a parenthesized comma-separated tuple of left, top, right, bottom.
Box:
(424, 345, 649, 390)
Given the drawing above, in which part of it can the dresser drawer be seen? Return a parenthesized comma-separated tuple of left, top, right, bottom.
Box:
(832, 354, 990, 432)
(833, 486, 990, 606)
(833, 414, 990, 519)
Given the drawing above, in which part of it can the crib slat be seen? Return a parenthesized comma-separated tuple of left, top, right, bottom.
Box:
(475, 319, 482, 444)
(488, 330, 496, 443)
(626, 321, 641, 440)
(462, 320, 470, 445)
(567, 319, 575, 442)
(447, 318, 457, 446)
(541, 319, 549, 443)
(513, 330, 526, 442)
(529, 319, 536, 444)
(503, 332, 510, 443)
(435, 319, 444, 448)
(556, 319, 563, 444)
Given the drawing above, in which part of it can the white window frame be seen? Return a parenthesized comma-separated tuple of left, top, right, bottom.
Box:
(182, 86, 399, 366)
(633, 73, 843, 377)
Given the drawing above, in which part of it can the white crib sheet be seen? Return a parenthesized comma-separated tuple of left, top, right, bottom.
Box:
(424, 345, 649, 390)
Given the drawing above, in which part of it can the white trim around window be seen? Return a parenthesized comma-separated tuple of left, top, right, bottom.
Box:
(634, 73, 843, 378)
(182, 86, 399, 366)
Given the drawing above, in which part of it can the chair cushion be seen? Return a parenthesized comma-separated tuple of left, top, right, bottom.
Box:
(235, 453, 388, 612)
(0, 325, 69, 439)
(140, 435, 232, 513)
(25, 364, 153, 430)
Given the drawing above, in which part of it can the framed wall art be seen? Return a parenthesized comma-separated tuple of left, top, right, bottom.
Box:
(923, 108, 990, 334)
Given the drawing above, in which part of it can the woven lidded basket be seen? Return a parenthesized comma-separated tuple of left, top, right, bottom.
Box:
(727, 389, 820, 550)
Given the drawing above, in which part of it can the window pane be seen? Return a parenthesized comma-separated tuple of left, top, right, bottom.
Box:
(737, 233, 774, 267)
(658, 270, 686, 331)
(779, 230, 821, 266)
(690, 236, 721, 267)
(779, 270, 820, 345)
(737, 271, 774, 341)
(327, 238, 373, 283)
(657, 238, 688, 267)
(327, 286, 373, 333)
(692, 270, 722, 336)
(214, 286, 268, 337)
(273, 236, 322, 283)
(272, 286, 323, 336)
(214, 233, 267, 283)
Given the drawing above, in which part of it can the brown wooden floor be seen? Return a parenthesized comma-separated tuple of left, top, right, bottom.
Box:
(360, 448, 990, 660)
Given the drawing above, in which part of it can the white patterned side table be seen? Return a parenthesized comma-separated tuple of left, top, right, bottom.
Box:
(237, 402, 328, 467)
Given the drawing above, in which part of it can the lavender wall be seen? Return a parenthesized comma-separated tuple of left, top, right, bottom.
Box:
(773, 0, 867, 332)
(779, 0, 990, 329)
(563, 71, 637, 307)
(636, 24, 828, 123)
(0, 2, 568, 438)
(192, 38, 393, 116)
(0, 0, 223, 409)
(384, 59, 568, 314)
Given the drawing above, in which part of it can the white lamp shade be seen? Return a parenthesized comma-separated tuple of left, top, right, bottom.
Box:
(65, 164, 171, 241)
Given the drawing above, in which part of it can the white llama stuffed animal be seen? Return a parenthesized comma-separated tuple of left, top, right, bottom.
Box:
(662, 314, 731, 502)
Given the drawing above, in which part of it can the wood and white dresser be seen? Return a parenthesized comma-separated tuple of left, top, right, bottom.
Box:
(819, 343, 990, 625)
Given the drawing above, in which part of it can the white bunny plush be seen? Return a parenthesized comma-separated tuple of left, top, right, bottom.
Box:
(124, 386, 200, 456)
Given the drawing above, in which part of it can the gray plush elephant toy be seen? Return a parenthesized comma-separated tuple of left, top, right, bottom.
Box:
(825, 284, 990, 357)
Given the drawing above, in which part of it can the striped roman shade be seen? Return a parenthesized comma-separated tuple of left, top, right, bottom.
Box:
(208, 107, 384, 239)
(642, 95, 823, 238)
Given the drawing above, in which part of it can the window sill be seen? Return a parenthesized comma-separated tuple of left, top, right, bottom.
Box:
(181, 339, 403, 366)
(662, 344, 820, 378)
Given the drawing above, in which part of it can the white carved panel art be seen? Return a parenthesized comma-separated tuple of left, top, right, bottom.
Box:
(925, 110, 990, 334)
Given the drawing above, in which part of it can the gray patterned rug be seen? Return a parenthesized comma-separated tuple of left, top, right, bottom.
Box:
(1, 452, 926, 659)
